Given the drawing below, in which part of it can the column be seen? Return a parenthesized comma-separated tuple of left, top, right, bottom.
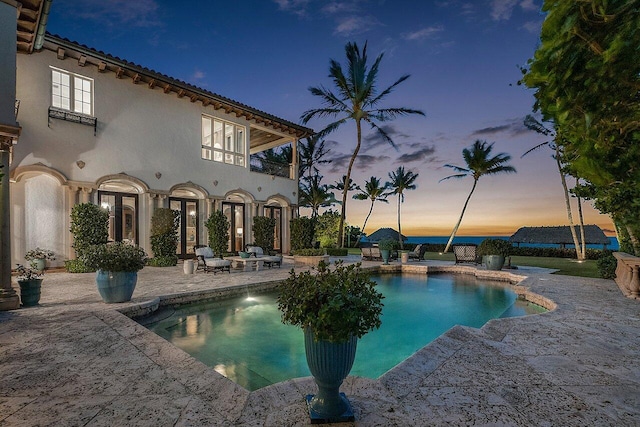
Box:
(0, 147, 19, 310)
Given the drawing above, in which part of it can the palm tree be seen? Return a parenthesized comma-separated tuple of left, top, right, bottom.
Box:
(352, 176, 390, 244)
(523, 115, 586, 260)
(301, 41, 425, 247)
(441, 140, 516, 254)
(387, 167, 419, 250)
(298, 174, 338, 219)
(330, 175, 360, 193)
(298, 136, 331, 181)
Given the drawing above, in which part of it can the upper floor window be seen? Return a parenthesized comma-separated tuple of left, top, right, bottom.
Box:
(202, 115, 245, 166)
(51, 67, 93, 116)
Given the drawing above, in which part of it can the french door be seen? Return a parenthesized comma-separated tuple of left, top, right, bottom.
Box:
(169, 198, 199, 258)
(222, 202, 244, 253)
(98, 191, 139, 244)
(264, 206, 282, 252)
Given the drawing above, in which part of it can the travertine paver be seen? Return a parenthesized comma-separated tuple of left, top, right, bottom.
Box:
(1, 257, 639, 426)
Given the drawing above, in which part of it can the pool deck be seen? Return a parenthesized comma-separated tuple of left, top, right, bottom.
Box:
(1, 256, 639, 426)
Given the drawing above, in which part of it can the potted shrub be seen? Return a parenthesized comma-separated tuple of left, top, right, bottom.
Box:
(477, 238, 512, 271)
(378, 238, 396, 265)
(15, 263, 44, 307)
(24, 247, 56, 271)
(149, 208, 179, 267)
(277, 261, 384, 423)
(82, 242, 147, 303)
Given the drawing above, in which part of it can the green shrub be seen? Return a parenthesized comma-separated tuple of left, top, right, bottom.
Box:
(148, 256, 178, 267)
(292, 248, 325, 256)
(378, 238, 397, 251)
(315, 210, 340, 248)
(477, 239, 512, 257)
(597, 250, 617, 279)
(70, 203, 109, 259)
(253, 216, 276, 253)
(150, 208, 179, 261)
(82, 242, 147, 272)
(65, 258, 94, 273)
(205, 210, 230, 256)
(326, 248, 348, 256)
(290, 217, 315, 250)
(509, 246, 602, 260)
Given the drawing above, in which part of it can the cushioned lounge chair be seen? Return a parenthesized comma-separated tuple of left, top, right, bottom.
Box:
(195, 246, 231, 274)
(245, 246, 282, 268)
(408, 244, 427, 261)
(452, 244, 478, 264)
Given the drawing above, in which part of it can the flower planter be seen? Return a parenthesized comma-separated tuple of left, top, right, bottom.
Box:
(380, 249, 391, 265)
(96, 271, 137, 303)
(485, 255, 505, 271)
(18, 279, 43, 307)
(32, 259, 46, 271)
(304, 329, 356, 423)
(293, 255, 330, 266)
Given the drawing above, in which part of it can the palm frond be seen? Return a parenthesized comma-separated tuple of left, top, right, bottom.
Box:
(521, 141, 550, 158)
(369, 74, 411, 106)
(439, 173, 468, 182)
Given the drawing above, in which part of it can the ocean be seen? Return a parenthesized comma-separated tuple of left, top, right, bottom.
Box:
(403, 236, 619, 251)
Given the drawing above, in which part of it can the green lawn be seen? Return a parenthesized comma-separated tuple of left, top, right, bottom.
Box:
(422, 252, 599, 278)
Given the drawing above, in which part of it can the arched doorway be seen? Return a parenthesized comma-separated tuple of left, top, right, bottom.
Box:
(169, 185, 207, 258)
(97, 177, 145, 245)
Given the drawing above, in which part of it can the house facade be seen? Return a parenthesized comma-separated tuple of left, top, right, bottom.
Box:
(5, 2, 312, 268)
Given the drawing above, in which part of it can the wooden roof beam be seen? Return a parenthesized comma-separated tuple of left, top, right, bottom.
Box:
(177, 89, 185, 98)
(78, 55, 87, 67)
(148, 79, 156, 89)
(115, 67, 124, 78)
(98, 61, 107, 72)
(132, 73, 141, 84)
(57, 47, 65, 60)
(163, 84, 172, 94)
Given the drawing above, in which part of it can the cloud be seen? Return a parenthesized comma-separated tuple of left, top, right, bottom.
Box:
(57, 0, 162, 27)
(325, 153, 391, 173)
(403, 25, 444, 42)
(491, 0, 539, 21)
(519, 0, 538, 11)
(395, 146, 437, 164)
(521, 20, 542, 33)
(273, 0, 311, 16)
(470, 117, 530, 138)
(362, 124, 411, 150)
(321, 1, 358, 14)
(334, 15, 382, 36)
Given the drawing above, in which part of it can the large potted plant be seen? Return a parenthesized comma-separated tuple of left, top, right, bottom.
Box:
(477, 238, 512, 271)
(15, 263, 44, 307)
(378, 238, 396, 265)
(24, 247, 56, 271)
(82, 242, 147, 303)
(278, 261, 384, 423)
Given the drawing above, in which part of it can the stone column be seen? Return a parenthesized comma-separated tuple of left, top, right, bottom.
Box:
(0, 146, 19, 310)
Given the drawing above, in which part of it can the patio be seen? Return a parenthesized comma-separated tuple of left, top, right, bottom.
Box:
(1, 257, 638, 426)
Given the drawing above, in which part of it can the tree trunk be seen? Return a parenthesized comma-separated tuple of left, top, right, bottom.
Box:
(338, 120, 362, 248)
(356, 200, 375, 247)
(397, 193, 403, 250)
(556, 147, 583, 260)
(443, 179, 478, 253)
(627, 225, 640, 256)
(576, 178, 586, 260)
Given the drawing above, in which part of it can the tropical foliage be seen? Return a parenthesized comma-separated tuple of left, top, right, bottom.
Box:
(150, 208, 179, 266)
(523, 0, 640, 255)
(352, 176, 390, 244)
(315, 210, 341, 248)
(70, 203, 109, 265)
(386, 167, 419, 249)
(298, 174, 337, 218)
(82, 242, 148, 272)
(204, 211, 230, 257)
(301, 41, 424, 247)
(290, 217, 316, 250)
(253, 216, 277, 253)
(440, 140, 516, 253)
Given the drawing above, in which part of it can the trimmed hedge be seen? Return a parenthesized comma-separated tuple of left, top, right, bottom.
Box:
(292, 248, 325, 256)
(148, 256, 179, 267)
(596, 250, 617, 279)
(326, 248, 348, 256)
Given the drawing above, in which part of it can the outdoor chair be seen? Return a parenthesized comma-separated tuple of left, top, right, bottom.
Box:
(361, 247, 373, 260)
(195, 246, 231, 274)
(452, 244, 478, 264)
(408, 244, 427, 261)
(370, 246, 383, 261)
(245, 246, 282, 268)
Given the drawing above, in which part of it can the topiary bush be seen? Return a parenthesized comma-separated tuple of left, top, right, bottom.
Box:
(477, 238, 512, 257)
(65, 258, 94, 273)
(82, 242, 147, 272)
(326, 248, 348, 256)
(290, 217, 315, 250)
(69, 203, 109, 272)
(205, 210, 230, 257)
(150, 208, 179, 266)
(253, 216, 276, 253)
(292, 248, 326, 256)
(596, 250, 617, 279)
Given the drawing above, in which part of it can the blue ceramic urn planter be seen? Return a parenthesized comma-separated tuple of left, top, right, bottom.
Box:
(304, 329, 357, 424)
(96, 270, 137, 303)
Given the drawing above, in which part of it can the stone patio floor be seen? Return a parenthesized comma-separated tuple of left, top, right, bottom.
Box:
(1, 256, 639, 426)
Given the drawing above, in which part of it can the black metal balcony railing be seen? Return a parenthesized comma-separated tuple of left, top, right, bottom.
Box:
(249, 156, 291, 178)
(48, 106, 97, 135)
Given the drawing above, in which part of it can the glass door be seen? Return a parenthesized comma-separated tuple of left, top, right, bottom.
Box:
(264, 206, 282, 252)
(99, 191, 139, 244)
(222, 202, 244, 253)
(169, 198, 199, 258)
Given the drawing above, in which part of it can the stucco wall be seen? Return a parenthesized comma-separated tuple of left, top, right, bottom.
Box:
(0, 1, 17, 125)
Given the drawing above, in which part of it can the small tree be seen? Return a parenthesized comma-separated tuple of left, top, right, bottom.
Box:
(290, 217, 315, 251)
(316, 210, 341, 248)
(150, 208, 179, 266)
(205, 210, 230, 257)
(68, 203, 109, 273)
(253, 216, 276, 253)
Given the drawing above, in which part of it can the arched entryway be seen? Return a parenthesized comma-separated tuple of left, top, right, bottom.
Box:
(222, 189, 254, 253)
(96, 176, 147, 245)
(169, 184, 207, 258)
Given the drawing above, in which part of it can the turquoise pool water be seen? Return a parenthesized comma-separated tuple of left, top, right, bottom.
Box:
(144, 273, 546, 390)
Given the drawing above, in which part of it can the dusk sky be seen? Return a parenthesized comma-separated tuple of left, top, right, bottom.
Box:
(46, 0, 615, 237)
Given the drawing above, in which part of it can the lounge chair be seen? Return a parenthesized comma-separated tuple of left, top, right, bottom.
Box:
(452, 244, 478, 264)
(361, 247, 373, 260)
(370, 246, 382, 261)
(195, 246, 231, 274)
(245, 246, 282, 268)
(408, 244, 427, 261)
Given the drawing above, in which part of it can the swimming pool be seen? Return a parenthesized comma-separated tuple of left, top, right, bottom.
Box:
(143, 273, 546, 390)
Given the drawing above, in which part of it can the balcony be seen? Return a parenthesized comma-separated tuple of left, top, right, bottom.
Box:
(249, 156, 292, 179)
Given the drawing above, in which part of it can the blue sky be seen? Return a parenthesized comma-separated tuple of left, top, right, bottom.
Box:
(46, 0, 615, 236)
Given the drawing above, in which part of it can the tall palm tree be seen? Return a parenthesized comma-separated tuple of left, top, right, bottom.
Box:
(523, 115, 586, 260)
(441, 140, 516, 253)
(352, 176, 390, 244)
(298, 136, 331, 181)
(387, 167, 419, 250)
(298, 174, 337, 219)
(301, 41, 425, 247)
(330, 175, 360, 193)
